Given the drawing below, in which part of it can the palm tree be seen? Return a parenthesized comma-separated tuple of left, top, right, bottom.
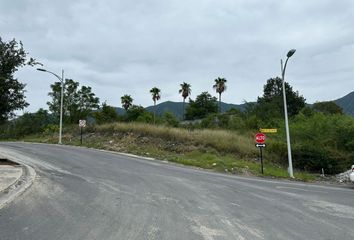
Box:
(179, 82, 191, 120)
(150, 87, 161, 124)
(121, 94, 133, 112)
(213, 77, 227, 113)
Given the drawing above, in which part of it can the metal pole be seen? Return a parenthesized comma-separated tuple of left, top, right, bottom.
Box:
(260, 147, 264, 174)
(281, 59, 294, 178)
(59, 69, 64, 144)
(80, 126, 83, 145)
(37, 68, 65, 145)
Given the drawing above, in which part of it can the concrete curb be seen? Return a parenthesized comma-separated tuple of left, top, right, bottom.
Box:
(0, 155, 36, 209)
(0, 165, 22, 194)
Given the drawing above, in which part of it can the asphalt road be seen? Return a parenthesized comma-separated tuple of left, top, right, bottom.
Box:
(0, 142, 353, 240)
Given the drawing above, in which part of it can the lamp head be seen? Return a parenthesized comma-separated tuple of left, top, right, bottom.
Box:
(37, 68, 47, 72)
(287, 49, 296, 58)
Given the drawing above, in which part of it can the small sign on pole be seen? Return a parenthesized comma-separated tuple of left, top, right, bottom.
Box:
(255, 133, 266, 174)
(255, 133, 266, 144)
(79, 120, 86, 128)
(79, 120, 86, 145)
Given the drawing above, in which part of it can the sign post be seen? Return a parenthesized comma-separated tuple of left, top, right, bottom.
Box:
(259, 146, 264, 174)
(255, 133, 266, 174)
(79, 120, 86, 145)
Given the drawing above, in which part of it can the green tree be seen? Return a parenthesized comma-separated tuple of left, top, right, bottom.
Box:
(150, 87, 161, 124)
(313, 101, 343, 115)
(213, 77, 227, 113)
(185, 92, 218, 120)
(0, 38, 39, 123)
(94, 102, 119, 124)
(126, 105, 151, 122)
(0, 108, 55, 138)
(76, 85, 100, 121)
(179, 82, 191, 120)
(47, 79, 99, 123)
(257, 77, 306, 119)
(281, 112, 354, 173)
(162, 111, 179, 127)
(136, 111, 154, 123)
(121, 94, 133, 112)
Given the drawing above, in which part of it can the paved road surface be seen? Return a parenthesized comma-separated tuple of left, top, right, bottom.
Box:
(0, 142, 353, 240)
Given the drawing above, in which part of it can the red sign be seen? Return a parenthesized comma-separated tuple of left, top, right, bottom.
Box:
(255, 133, 266, 143)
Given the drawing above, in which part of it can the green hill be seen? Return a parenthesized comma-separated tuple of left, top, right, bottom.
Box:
(145, 101, 245, 119)
(113, 91, 354, 118)
(335, 91, 354, 116)
(114, 101, 245, 119)
(146, 101, 185, 119)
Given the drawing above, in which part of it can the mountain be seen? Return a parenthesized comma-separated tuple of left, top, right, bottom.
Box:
(219, 102, 248, 113)
(146, 101, 246, 119)
(112, 91, 354, 119)
(334, 91, 354, 116)
(115, 101, 246, 120)
(114, 102, 185, 118)
(115, 107, 125, 115)
(146, 101, 185, 119)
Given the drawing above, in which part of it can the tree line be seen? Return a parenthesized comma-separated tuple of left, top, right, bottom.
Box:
(120, 78, 227, 122)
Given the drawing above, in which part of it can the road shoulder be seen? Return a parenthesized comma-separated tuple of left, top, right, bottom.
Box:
(0, 153, 36, 209)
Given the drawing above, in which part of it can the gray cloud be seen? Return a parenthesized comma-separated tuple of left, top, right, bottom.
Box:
(1, 0, 353, 113)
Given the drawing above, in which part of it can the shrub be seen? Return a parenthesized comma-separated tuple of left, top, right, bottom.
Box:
(0, 109, 56, 139)
(93, 102, 119, 124)
(267, 112, 354, 174)
(162, 112, 179, 127)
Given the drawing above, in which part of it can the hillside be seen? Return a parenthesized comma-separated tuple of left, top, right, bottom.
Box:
(20, 122, 315, 180)
(146, 101, 185, 119)
(335, 91, 354, 116)
(145, 101, 246, 119)
(112, 91, 354, 118)
(115, 101, 246, 119)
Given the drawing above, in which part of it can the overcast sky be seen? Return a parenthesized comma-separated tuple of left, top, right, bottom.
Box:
(1, 0, 354, 113)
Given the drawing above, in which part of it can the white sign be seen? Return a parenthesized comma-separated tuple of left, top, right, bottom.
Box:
(255, 143, 266, 148)
(79, 120, 86, 128)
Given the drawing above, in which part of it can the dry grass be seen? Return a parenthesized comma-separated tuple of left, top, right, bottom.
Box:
(94, 122, 257, 157)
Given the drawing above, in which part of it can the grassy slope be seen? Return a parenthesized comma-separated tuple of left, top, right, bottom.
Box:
(23, 122, 315, 181)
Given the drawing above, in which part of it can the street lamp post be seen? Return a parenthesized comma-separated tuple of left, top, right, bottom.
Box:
(281, 49, 296, 178)
(37, 68, 64, 144)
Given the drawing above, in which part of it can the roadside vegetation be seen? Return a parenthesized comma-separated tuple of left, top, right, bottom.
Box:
(16, 122, 315, 181)
(1, 37, 353, 182)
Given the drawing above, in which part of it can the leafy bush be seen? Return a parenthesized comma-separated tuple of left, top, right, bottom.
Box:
(43, 124, 59, 135)
(0, 109, 56, 139)
(185, 92, 218, 120)
(292, 144, 338, 174)
(267, 112, 354, 174)
(312, 101, 343, 115)
(125, 105, 149, 122)
(93, 102, 119, 124)
(136, 112, 154, 123)
(162, 112, 179, 127)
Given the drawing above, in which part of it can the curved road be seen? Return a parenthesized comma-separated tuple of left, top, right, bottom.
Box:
(0, 142, 353, 240)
